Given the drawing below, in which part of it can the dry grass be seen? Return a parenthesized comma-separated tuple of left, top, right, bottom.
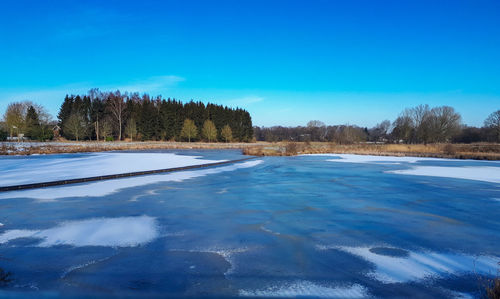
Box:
(0, 141, 265, 156)
(243, 142, 500, 160)
(2, 141, 499, 160)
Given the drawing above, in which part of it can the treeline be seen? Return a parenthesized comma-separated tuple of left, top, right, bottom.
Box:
(254, 105, 500, 144)
(57, 89, 253, 142)
(0, 101, 54, 141)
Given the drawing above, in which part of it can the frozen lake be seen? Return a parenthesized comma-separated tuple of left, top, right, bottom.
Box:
(0, 150, 499, 298)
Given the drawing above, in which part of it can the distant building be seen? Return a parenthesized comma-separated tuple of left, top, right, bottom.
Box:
(53, 125, 61, 139)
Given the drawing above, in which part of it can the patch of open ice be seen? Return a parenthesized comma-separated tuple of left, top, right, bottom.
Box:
(319, 246, 499, 284)
(387, 166, 500, 184)
(0, 152, 224, 186)
(239, 281, 369, 298)
(0, 215, 158, 247)
(0, 160, 263, 200)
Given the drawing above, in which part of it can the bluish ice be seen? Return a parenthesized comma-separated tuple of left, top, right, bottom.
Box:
(0, 150, 498, 298)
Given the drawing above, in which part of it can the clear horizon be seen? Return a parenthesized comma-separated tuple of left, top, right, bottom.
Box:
(1, 0, 499, 128)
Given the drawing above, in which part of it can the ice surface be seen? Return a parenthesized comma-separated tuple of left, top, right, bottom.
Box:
(0, 216, 158, 247)
(322, 246, 499, 284)
(387, 166, 500, 184)
(173, 246, 252, 276)
(0, 152, 224, 186)
(0, 160, 263, 200)
(239, 281, 369, 298)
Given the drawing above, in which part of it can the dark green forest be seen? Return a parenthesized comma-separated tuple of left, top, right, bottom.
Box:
(57, 89, 253, 142)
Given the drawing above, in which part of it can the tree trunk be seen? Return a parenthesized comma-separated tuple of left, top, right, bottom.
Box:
(95, 118, 99, 142)
(118, 116, 122, 141)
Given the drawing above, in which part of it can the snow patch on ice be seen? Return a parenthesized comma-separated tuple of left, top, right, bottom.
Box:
(239, 281, 369, 298)
(0, 160, 263, 200)
(319, 245, 499, 283)
(0, 216, 158, 247)
(307, 153, 450, 164)
(0, 152, 224, 186)
(387, 166, 500, 184)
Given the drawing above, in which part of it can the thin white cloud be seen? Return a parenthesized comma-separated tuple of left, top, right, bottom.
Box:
(111, 75, 185, 94)
(228, 96, 264, 106)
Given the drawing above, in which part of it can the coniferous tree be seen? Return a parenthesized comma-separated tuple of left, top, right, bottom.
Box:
(25, 105, 40, 139)
(58, 95, 74, 138)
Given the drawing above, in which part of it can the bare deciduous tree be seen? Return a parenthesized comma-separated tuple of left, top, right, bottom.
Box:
(484, 110, 500, 142)
(180, 119, 197, 142)
(64, 113, 87, 141)
(106, 92, 125, 141)
(221, 124, 233, 143)
(100, 118, 112, 141)
(202, 120, 217, 142)
(428, 106, 461, 142)
(3, 102, 26, 138)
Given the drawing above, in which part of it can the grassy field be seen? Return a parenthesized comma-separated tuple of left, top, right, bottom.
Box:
(1, 141, 500, 160)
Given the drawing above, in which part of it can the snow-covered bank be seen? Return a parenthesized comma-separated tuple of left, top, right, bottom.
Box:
(0, 160, 263, 200)
(0, 152, 224, 186)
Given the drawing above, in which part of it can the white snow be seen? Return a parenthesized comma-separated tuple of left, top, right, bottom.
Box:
(387, 166, 500, 184)
(0, 215, 158, 247)
(0, 152, 224, 186)
(320, 246, 499, 284)
(308, 153, 500, 165)
(239, 281, 369, 298)
(305, 153, 448, 164)
(306, 154, 500, 184)
(0, 160, 263, 200)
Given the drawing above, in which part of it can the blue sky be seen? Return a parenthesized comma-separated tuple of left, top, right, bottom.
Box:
(0, 0, 499, 127)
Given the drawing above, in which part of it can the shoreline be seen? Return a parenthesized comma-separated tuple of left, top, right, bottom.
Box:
(1, 141, 499, 161)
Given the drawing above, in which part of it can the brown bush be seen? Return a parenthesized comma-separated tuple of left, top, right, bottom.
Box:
(443, 144, 456, 156)
(285, 142, 298, 156)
